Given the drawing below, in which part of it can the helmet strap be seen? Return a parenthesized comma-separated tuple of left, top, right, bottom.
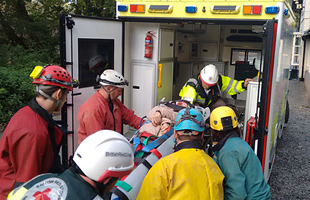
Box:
(95, 177, 118, 196)
(102, 85, 114, 98)
(55, 91, 67, 111)
(176, 108, 205, 128)
(70, 159, 114, 196)
(102, 86, 115, 116)
(37, 85, 66, 110)
(37, 85, 57, 103)
(176, 130, 200, 136)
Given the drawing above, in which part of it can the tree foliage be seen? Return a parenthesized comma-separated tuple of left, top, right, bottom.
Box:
(0, 0, 116, 125)
(73, 0, 116, 18)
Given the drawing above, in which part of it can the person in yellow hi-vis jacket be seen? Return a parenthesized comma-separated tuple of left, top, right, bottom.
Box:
(137, 108, 224, 200)
(179, 64, 254, 110)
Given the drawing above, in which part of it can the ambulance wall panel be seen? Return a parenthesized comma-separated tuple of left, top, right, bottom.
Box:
(160, 29, 174, 60)
(157, 62, 173, 103)
(123, 22, 160, 133)
(173, 63, 192, 100)
(131, 62, 156, 118)
(128, 22, 160, 62)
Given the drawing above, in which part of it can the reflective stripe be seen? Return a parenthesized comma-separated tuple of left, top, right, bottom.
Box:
(115, 181, 133, 192)
(217, 84, 222, 97)
(179, 85, 197, 103)
(7, 187, 28, 200)
(234, 81, 240, 94)
(187, 78, 198, 85)
(93, 195, 104, 200)
(224, 79, 234, 93)
(196, 96, 205, 104)
(182, 96, 194, 103)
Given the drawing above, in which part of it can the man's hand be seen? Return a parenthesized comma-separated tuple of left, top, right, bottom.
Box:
(151, 111, 162, 126)
(159, 123, 172, 135)
(244, 78, 255, 87)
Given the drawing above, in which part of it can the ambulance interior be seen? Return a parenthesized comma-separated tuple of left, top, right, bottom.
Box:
(171, 23, 262, 100)
(67, 18, 264, 141)
(127, 22, 263, 134)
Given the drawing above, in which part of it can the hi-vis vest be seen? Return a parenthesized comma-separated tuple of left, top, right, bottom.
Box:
(179, 74, 245, 107)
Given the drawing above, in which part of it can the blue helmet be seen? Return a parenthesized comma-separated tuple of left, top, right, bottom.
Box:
(174, 108, 205, 133)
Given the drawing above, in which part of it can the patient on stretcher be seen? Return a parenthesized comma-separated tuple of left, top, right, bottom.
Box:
(137, 100, 210, 138)
(138, 100, 188, 137)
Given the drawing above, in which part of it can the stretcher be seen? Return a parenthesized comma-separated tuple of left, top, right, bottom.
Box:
(111, 129, 175, 200)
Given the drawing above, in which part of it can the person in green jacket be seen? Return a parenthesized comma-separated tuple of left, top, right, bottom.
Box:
(7, 130, 134, 200)
(210, 106, 271, 200)
(179, 64, 254, 110)
(137, 108, 224, 200)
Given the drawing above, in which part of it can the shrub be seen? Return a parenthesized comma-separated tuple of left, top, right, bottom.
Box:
(0, 67, 35, 123)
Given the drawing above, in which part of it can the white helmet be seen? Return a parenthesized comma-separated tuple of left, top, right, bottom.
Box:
(73, 130, 134, 183)
(97, 69, 128, 88)
(200, 64, 219, 86)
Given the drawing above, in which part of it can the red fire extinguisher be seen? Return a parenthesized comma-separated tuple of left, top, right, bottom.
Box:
(145, 31, 155, 58)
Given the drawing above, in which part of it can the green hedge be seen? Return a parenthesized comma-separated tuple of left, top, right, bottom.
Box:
(0, 42, 59, 127)
(0, 67, 36, 123)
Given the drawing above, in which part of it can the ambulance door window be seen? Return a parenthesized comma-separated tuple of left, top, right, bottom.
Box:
(78, 38, 114, 88)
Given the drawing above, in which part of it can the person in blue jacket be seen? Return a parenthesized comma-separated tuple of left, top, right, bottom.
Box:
(210, 106, 271, 200)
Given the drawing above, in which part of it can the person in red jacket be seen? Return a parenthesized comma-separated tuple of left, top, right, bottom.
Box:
(0, 64, 78, 200)
(77, 69, 142, 144)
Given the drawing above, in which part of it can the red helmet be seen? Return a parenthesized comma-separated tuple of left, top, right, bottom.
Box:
(31, 65, 78, 91)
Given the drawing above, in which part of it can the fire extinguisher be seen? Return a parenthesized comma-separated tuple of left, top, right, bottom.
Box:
(145, 31, 155, 58)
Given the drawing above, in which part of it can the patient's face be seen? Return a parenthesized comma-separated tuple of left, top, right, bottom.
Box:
(176, 101, 188, 108)
(176, 101, 188, 107)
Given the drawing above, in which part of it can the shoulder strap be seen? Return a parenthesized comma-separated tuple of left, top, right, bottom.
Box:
(28, 98, 64, 173)
(159, 101, 194, 112)
(28, 98, 58, 155)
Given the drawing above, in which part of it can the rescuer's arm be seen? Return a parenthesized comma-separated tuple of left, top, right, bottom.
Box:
(148, 105, 176, 126)
(244, 78, 255, 87)
(179, 81, 197, 104)
(220, 75, 255, 95)
(77, 107, 106, 144)
(13, 131, 49, 184)
(137, 160, 168, 200)
(218, 151, 247, 199)
(117, 99, 142, 130)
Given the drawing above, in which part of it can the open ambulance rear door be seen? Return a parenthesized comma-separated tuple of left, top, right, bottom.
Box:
(59, 14, 123, 166)
(252, 12, 294, 180)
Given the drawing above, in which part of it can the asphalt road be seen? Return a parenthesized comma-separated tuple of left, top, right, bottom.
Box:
(269, 80, 310, 199)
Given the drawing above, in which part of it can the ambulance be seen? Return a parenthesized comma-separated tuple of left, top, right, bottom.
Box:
(59, 0, 295, 183)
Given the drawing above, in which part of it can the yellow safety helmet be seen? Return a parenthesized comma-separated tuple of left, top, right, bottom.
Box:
(210, 106, 238, 131)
